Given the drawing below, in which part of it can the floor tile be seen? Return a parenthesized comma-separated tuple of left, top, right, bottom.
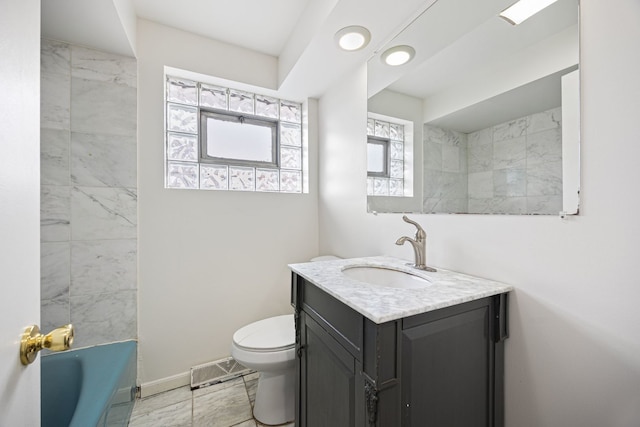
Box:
(243, 373, 259, 407)
(193, 378, 253, 427)
(131, 386, 192, 416)
(129, 398, 192, 427)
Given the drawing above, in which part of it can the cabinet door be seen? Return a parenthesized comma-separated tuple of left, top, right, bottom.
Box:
(402, 305, 493, 427)
(299, 312, 357, 427)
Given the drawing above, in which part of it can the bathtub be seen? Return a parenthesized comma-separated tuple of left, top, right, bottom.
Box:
(41, 341, 137, 427)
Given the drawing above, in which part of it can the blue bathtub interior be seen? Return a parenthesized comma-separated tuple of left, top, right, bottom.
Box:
(41, 341, 137, 427)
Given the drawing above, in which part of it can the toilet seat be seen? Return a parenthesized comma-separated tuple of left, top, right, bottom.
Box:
(233, 314, 294, 353)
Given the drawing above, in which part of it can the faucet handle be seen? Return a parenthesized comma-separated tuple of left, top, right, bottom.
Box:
(401, 215, 425, 238)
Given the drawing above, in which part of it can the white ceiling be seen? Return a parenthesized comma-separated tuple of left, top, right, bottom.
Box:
(40, 0, 432, 99)
(132, 0, 309, 57)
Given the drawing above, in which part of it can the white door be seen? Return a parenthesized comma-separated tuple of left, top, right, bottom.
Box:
(0, 1, 42, 425)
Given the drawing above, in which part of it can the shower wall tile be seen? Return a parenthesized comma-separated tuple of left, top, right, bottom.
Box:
(468, 198, 493, 214)
(442, 145, 460, 172)
(527, 161, 562, 196)
(494, 169, 526, 197)
(40, 40, 138, 350)
(71, 132, 137, 187)
(528, 107, 561, 134)
(527, 196, 562, 215)
(493, 137, 526, 170)
(71, 239, 137, 296)
(41, 296, 70, 336)
(423, 142, 442, 171)
(41, 128, 70, 186)
(41, 71, 70, 130)
(71, 78, 137, 136)
(526, 128, 562, 167)
(41, 185, 71, 242)
(422, 169, 442, 198)
(468, 171, 493, 199)
(71, 186, 137, 240)
(71, 45, 137, 88)
(41, 39, 70, 76)
(468, 143, 493, 173)
(468, 128, 492, 146)
(493, 117, 527, 142)
(70, 290, 137, 348)
(440, 172, 467, 199)
(491, 197, 527, 215)
(41, 242, 70, 300)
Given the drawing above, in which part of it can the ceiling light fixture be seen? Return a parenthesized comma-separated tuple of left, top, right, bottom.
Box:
(335, 26, 371, 51)
(499, 0, 559, 25)
(381, 45, 416, 66)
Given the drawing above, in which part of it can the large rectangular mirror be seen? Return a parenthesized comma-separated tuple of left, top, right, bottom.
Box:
(367, 0, 580, 215)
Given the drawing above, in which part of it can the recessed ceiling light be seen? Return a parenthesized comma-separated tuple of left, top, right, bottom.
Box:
(381, 45, 416, 66)
(499, 0, 559, 25)
(335, 26, 371, 51)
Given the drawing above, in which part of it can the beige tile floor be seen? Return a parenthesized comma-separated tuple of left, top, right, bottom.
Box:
(129, 372, 294, 427)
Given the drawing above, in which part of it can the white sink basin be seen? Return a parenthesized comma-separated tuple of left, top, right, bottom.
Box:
(342, 266, 431, 289)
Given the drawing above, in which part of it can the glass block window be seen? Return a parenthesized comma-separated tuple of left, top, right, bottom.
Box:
(366, 117, 406, 197)
(165, 75, 303, 193)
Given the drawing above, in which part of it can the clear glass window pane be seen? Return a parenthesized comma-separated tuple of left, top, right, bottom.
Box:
(203, 113, 276, 164)
(167, 162, 198, 189)
(229, 90, 254, 114)
(200, 84, 228, 110)
(375, 120, 390, 138)
(256, 95, 279, 119)
(281, 146, 301, 170)
(256, 168, 279, 192)
(367, 142, 386, 174)
(280, 100, 301, 123)
(167, 77, 197, 105)
(280, 170, 302, 193)
(229, 166, 255, 191)
(281, 122, 301, 147)
(168, 104, 198, 134)
(167, 133, 198, 162)
(200, 164, 228, 190)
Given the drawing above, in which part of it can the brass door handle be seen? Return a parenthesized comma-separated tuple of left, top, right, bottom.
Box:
(20, 324, 74, 365)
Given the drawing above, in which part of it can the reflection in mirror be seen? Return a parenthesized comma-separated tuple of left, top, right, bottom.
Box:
(367, 0, 580, 215)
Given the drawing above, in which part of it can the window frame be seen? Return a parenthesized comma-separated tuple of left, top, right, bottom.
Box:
(367, 136, 390, 178)
(199, 109, 280, 169)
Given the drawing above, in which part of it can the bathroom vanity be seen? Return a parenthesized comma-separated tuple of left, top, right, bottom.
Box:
(289, 256, 512, 427)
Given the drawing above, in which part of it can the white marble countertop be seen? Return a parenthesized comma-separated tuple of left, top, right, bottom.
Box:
(289, 256, 513, 324)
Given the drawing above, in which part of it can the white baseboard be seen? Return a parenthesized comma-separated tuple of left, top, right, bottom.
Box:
(139, 372, 190, 398)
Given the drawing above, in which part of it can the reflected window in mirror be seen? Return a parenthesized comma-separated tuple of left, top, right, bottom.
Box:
(366, 117, 411, 197)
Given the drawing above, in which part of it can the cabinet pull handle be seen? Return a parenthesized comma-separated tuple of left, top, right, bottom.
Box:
(296, 345, 305, 358)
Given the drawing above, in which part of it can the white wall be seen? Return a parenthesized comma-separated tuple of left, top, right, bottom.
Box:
(318, 0, 640, 425)
(137, 19, 319, 387)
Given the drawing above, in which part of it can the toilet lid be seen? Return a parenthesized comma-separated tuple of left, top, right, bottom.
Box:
(233, 314, 295, 352)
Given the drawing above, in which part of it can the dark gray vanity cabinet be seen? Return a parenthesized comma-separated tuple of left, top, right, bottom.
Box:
(292, 273, 509, 427)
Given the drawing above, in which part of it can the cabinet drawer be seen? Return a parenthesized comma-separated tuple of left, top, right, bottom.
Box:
(298, 276, 363, 359)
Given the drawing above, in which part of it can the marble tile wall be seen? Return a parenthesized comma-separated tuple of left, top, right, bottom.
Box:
(40, 39, 137, 348)
(467, 107, 563, 214)
(423, 125, 469, 213)
(423, 107, 562, 215)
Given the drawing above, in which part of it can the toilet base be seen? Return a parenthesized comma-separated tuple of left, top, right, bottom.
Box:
(253, 369, 295, 425)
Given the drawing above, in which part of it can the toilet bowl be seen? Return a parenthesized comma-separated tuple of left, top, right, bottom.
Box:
(231, 255, 340, 425)
(231, 314, 295, 425)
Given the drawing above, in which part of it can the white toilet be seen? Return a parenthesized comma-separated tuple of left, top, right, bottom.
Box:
(231, 255, 339, 425)
(232, 314, 295, 425)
